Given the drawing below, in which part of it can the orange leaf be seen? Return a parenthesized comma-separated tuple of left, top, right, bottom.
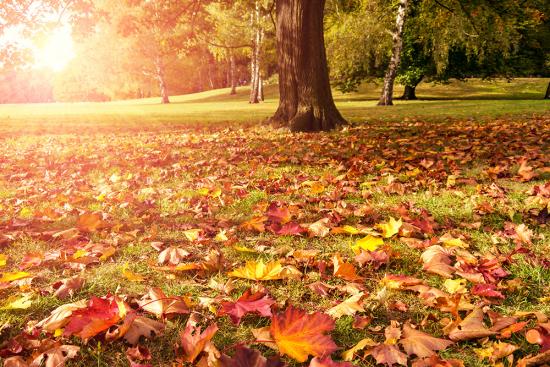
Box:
(77, 213, 103, 232)
(332, 254, 363, 282)
(270, 305, 337, 362)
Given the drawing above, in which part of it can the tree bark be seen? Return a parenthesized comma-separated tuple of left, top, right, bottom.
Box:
(155, 56, 170, 104)
(250, 0, 263, 104)
(229, 51, 237, 95)
(545, 81, 550, 99)
(378, 0, 409, 106)
(270, 0, 346, 132)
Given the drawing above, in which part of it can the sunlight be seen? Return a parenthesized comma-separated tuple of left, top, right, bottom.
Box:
(34, 26, 75, 72)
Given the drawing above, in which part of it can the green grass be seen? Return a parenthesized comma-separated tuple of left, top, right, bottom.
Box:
(0, 78, 549, 366)
(0, 78, 547, 135)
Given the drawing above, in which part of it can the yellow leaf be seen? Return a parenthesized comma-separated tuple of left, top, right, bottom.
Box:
(197, 188, 209, 196)
(19, 207, 32, 218)
(209, 188, 222, 198)
(327, 293, 365, 318)
(0, 294, 33, 310)
(443, 237, 469, 248)
(122, 263, 145, 282)
(342, 338, 378, 361)
(443, 279, 468, 294)
(233, 245, 257, 253)
(0, 254, 7, 267)
(0, 271, 31, 283)
(72, 249, 89, 259)
(228, 260, 302, 281)
(376, 217, 402, 238)
(183, 229, 201, 241)
(352, 235, 383, 254)
(214, 230, 228, 242)
(310, 182, 325, 194)
(342, 225, 360, 235)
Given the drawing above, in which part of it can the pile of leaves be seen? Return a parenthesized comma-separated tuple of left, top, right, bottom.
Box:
(0, 116, 549, 366)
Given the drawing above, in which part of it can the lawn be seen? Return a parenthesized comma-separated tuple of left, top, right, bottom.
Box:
(0, 79, 549, 367)
(0, 78, 548, 135)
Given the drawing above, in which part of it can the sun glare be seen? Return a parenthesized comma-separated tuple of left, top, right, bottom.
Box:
(34, 26, 75, 72)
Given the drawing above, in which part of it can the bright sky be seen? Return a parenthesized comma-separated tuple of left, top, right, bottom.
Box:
(33, 25, 75, 72)
(1, 24, 75, 72)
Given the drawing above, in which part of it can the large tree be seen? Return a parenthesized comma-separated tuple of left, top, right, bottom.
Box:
(270, 0, 346, 132)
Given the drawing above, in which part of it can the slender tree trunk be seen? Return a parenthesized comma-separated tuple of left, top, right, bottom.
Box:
(155, 56, 170, 104)
(270, 0, 346, 132)
(259, 75, 264, 101)
(230, 51, 237, 95)
(250, 1, 263, 104)
(207, 60, 214, 90)
(398, 75, 423, 100)
(545, 81, 550, 99)
(378, 0, 409, 106)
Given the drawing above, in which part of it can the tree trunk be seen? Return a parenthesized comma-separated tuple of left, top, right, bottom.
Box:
(259, 75, 264, 101)
(378, 0, 409, 106)
(398, 75, 422, 100)
(250, 1, 263, 104)
(229, 51, 237, 95)
(155, 56, 170, 104)
(545, 81, 550, 99)
(270, 0, 346, 132)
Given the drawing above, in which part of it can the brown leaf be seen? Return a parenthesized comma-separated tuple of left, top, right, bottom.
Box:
(158, 246, 190, 265)
(53, 276, 84, 299)
(138, 287, 189, 318)
(178, 315, 218, 363)
(421, 246, 455, 278)
(219, 345, 284, 367)
(400, 323, 453, 358)
(30, 342, 80, 367)
(448, 307, 497, 341)
(368, 344, 407, 366)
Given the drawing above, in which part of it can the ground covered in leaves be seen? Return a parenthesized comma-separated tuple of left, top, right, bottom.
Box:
(0, 115, 549, 367)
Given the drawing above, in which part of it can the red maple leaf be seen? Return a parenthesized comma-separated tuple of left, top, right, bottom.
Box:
(63, 295, 122, 340)
(219, 290, 275, 325)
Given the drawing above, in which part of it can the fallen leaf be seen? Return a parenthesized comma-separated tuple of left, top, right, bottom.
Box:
(219, 345, 284, 367)
(310, 356, 353, 367)
(333, 254, 363, 281)
(376, 217, 402, 238)
(0, 271, 31, 283)
(342, 338, 377, 361)
(178, 315, 218, 363)
(122, 263, 145, 282)
(327, 293, 365, 319)
(448, 307, 497, 341)
(138, 287, 189, 318)
(30, 342, 80, 367)
(0, 294, 33, 310)
(53, 276, 84, 299)
(270, 305, 337, 362)
(228, 260, 302, 281)
(77, 213, 103, 232)
(63, 296, 122, 340)
(400, 323, 453, 358)
(158, 246, 190, 265)
(352, 235, 383, 254)
(219, 289, 275, 325)
(421, 246, 455, 278)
